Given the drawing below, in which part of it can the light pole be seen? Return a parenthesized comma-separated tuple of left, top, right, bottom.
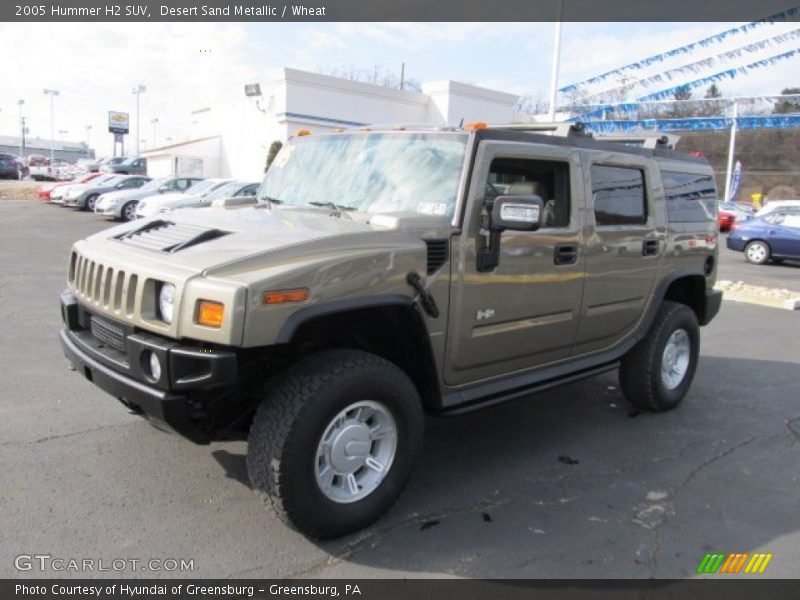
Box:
(132, 84, 146, 156)
(86, 125, 92, 157)
(150, 117, 159, 147)
(43, 89, 59, 162)
(17, 100, 25, 158)
(547, 0, 564, 121)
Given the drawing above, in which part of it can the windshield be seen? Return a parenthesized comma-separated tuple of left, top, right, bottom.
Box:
(88, 175, 119, 187)
(258, 133, 468, 218)
(188, 180, 230, 197)
(138, 178, 171, 192)
(204, 181, 241, 201)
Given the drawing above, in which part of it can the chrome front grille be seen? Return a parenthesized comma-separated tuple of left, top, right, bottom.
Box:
(69, 250, 139, 316)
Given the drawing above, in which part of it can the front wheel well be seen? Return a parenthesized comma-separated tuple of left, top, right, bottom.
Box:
(288, 304, 441, 410)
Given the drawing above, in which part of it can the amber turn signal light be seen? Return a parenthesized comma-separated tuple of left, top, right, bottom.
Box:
(196, 300, 225, 327)
(263, 288, 310, 305)
(464, 121, 488, 131)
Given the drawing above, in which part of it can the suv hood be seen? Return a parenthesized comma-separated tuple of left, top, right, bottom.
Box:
(85, 206, 447, 274)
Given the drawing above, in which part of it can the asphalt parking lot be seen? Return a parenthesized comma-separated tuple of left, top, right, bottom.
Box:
(1, 189, 798, 579)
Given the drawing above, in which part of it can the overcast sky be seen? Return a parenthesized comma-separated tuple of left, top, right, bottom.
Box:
(1, 21, 798, 154)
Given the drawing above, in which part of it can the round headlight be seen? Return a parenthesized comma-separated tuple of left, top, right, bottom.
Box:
(158, 283, 176, 323)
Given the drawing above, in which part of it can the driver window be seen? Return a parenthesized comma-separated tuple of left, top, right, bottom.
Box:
(486, 158, 570, 228)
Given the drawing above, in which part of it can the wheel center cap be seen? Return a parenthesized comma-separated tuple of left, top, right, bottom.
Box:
(329, 423, 371, 473)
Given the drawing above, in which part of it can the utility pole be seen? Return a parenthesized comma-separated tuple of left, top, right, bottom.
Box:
(724, 101, 739, 202)
(17, 100, 25, 158)
(400, 62, 405, 90)
(86, 125, 92, 157)
(43, 89, 59, 162)
(132, 84, 146, 156)
(547, 0, 564, 121)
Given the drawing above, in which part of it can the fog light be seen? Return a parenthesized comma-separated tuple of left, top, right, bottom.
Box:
(143, 351, 162, 382)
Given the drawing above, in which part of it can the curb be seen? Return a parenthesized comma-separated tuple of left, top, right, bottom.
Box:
(715, 280, 800, 311)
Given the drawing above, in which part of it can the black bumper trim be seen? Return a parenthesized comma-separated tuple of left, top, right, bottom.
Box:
(702, 289, 723, 326)
(60, 328, 211, 443)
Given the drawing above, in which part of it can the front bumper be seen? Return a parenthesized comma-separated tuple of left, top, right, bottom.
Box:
(63, 195, 84, 208)
(59, 290, 238, 443)
(94, 203, 121, 217)
(726, 235, 747, 252)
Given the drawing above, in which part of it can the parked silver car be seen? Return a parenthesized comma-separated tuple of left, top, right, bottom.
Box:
(94, 176, 203, 221)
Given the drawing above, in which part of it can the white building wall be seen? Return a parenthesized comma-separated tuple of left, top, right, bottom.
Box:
(142, 136, 223, 178)
(154, 68, 520, 180)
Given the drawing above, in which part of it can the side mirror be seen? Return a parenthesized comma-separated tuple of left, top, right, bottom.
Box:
(158, 185, 169, 193)
(491, 195, 543, 231)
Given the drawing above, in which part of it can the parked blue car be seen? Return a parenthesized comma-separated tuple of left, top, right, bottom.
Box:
(727, 208, 800, 264)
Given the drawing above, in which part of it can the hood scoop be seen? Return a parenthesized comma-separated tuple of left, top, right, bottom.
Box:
(114, 220, 231, 253)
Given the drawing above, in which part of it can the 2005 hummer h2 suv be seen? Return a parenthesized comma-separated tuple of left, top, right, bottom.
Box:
(60, 122, 722, 538)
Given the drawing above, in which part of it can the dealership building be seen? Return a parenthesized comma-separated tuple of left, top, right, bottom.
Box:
(141, 67, 520, 180)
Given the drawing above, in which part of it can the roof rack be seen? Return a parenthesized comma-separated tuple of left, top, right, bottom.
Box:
(487, 122, 588, 138)
(593, 134, 678, 150)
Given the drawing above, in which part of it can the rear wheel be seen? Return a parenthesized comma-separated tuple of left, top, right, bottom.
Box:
(121, 201, 137, 221)
(744, 240, 770, 265)
(246, 349, 424, 539)
(619, 301, 700, 412)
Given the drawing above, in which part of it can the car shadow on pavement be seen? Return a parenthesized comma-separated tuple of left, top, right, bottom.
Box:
(279, 355, 798, 578)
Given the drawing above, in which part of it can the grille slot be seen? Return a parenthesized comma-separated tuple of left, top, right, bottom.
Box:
(72, 251, 138, 314)
(424, 239, 449, 274)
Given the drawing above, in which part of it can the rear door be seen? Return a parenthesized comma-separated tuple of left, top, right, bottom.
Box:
(573, 152, 664, 355)
(444, 140, 586, 386)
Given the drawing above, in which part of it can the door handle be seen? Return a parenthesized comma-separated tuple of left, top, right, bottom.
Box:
(554, 243, 578, 265)
(643, 239, 659, 256)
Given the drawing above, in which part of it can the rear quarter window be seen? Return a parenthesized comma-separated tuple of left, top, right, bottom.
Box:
(662, 170, 716, 222)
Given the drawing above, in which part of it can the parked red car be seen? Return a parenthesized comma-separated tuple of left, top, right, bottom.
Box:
(718, 209, 736, 232)
(37, 172, 102, 201)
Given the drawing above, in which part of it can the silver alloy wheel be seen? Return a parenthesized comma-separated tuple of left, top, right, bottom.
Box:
(314, 400, 397, 504)
(87, 195, 97, 211)
(123, 202, 137, 221)
(746, 242, 768, 263)
(661, 329, 691, 390)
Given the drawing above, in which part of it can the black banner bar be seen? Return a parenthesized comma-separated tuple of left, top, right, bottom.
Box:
(4, 580, 800, 600)
(3, 0, 800, 22)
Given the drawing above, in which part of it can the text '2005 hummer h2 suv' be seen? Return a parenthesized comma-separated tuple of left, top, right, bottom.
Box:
(60, 122, 722, 538)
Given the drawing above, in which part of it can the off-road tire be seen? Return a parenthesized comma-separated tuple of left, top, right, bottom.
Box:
(619, 301, 700, 412)
(246, 349, 424, 539)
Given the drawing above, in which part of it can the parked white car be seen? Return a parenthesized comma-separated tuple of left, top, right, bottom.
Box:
(756, 200, 800, 218)
(134, 178, 235, 218)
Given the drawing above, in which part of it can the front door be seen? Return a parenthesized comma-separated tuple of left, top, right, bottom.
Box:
(444, 140, 585, 386)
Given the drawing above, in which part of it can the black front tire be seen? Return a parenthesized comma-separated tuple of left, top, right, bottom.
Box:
(246, 349, 424, 539)
(85, 194, 98, 212)
(619, 301, 700, 412)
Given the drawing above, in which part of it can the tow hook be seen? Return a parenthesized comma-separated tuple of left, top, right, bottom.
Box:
(406, 271, 440, 318)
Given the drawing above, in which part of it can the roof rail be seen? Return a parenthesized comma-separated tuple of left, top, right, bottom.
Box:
(487, 122, 588, 138)
(593, 134, 679, 150)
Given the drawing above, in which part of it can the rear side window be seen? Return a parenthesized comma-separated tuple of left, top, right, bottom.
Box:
(663, 171, 716, 222)
(591, 165, 647, 226)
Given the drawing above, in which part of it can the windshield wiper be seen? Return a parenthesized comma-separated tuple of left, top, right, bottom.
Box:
(308, 201, 356, 219)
